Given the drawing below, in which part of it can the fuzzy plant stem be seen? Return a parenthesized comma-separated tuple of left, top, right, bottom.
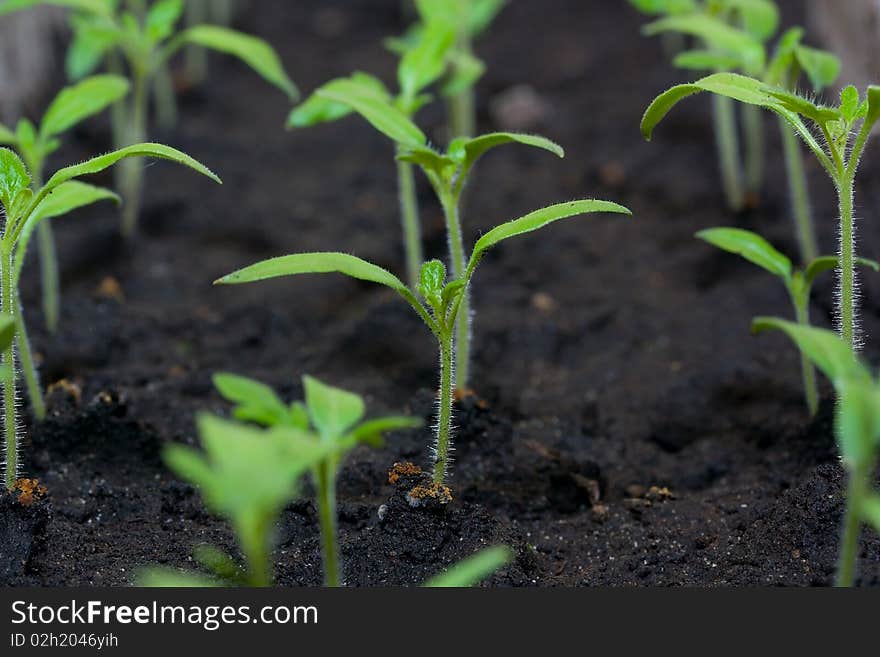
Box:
(440, 192, 470, 391)
(780, 119, 818, 263)
(433, 332, 455, 485)
(14, 294, 45, 422)
(837, 175, 857, 349)
(742, 103, 764, 199)
(396, 157, 423, 290)
(121, 69, 149, 238)
(836, 464, 867, 587)
(314, 463, 340, 587)
(793, 297, 819, 417)
(712, 94, 745, 212)
(2, 246, 18, 490)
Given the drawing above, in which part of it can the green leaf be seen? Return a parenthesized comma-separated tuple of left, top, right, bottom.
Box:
(643, 14, 765, 74)
(36, 143, 220, 214)
(193, 545, 242, 582)
(441, 50, 485, 97)
(863, 495, 880, 535)
(398, 19, 455, 103)
(136, 568, 219, 588)
(0, 0, 112, 17)
(0, 147, 30, 214)
(65, 13, 122, 80)
(213, 373, 291, 428)
(765, 88, 841, 124)
(303, 376, 365, 441)
(627, 0, 698, 15)
(449, 133, 564, 174)
(867, 86, 880, 128)
(795, 46, 840, 92)
(288, 73, 388, 128)
(0, 314, 16, 352)
(174, 26, 298, 99)
(316, 78, 427, 147)
(423, 546, 512, 587)
(145, 0, 183, 43)
(805, 256, 880, 288)
(0, 124, 16, 146)
(840, 85, 861, 123)
(215, 252, 410, 296)
(695, 227, 792, 279)
(673, 49, 742, 71)
(724, 0, 779, 42)
(349, 416, 422, 448)
(419, 259, 446, 306)
(40, 75, 130, 140)
(466, 200, 632, 276)
(396, 144, 455, 178)
(751, 318, 870, 387)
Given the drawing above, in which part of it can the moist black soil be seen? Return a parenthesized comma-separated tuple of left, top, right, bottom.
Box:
(4, 0, 880, 586)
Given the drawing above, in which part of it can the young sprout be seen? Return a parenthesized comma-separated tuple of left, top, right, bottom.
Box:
(423, 545, 512, 587)
(293, 72, 566, 390)
(289, 19, 456, 289)
(0, 143, 220, 490)
(0, 75, 129, 335)
(696, 227, 879, 415)
(1, 0, 297, 236)
(752, 319, 880, 586)
(216, 200, 631, 496)
(389, 0, 508, 139)
(213, 373, 420, 586)
(642, 73, 880, 350)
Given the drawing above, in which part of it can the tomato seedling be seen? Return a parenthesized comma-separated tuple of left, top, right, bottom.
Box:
(643, 73, 880, 351)
(1, 0, 296, 236)
(0, 75, 129, 335)
(216, 200, 630, 496)
(0, 143, 219, 490)
(752, 319, 880, 587)
(213, 372, 420, 586)
(697, 227, 878, 415)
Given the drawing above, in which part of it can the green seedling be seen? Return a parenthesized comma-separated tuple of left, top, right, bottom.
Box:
(422, 545, 512, 587)
(1, 0, 296, 236)
(289, 19, 456, 289)
(697, 227, 879, 415)
(213, 372, 420, 586)
(0, 143, 219, 490)
(184, 0, 236, 85)
(215, 200, 630, 494)
(752, 319, 880, 586)
(0, 75, 129, 336)
(292, 72, 567, 390)
(388, 0, 508, 139)
(642, 73, 880, 351)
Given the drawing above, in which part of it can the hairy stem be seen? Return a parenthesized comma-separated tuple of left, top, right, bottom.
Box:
(121, 69, 149, 238)
(14, 293, 44, 422)
(793, 296, 818, 417)
(712, 94, 745, 212)
(396, 158, 423, 290)
(836, 465, 867, 587)
(433, 332, 454, 485)
(742, 103, 764, 199)
(2, 246, 18, 490)
(837, 174, 857, 349)
(440, 193, 470, 391)
(315, 463, 340, 587)
(37, 221, 59, 334)
(780, 118, 818, 263)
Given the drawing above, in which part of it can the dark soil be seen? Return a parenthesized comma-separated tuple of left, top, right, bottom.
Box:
(3, 0, 880, 586)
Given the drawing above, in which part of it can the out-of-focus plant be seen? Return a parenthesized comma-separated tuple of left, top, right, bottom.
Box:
(423, 545, 512, 587)
(697, 227, 878, 415)
(752, 319, 880, 587)
(0, 75, 129, 339)
(0, 143, 219, 490)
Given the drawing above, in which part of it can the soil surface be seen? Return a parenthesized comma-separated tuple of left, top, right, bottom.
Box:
(4, 0, 880, 586)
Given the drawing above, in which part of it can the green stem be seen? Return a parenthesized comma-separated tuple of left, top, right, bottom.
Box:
(2, 245, 18, 490)
(213, 0, 234, 25)
(153, 61, 178, 131)
(780, 118, 818, 263)
(742, 103, 764, 198)
(712, 94, 745, 212)
(793, 294, 818, 417)
(433, 332, 454, 485)
(37, 221, 59, 334)
(315, 463, 340, 587)
(239, 517, 271, 587)
(440, 192, 470, 391)
(448, 29, 476, 138)
(14, 293, 44, 422)
(836, 465, 867, 587)
(837, 174, 856, 349)
(185, 0, 209, 84)
(121, 68, 149, 238)
(396, 157, 423, 290)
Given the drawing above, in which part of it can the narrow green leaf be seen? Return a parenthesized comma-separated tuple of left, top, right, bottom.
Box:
(288, 73, 388, 129)
(467, 200, 631, 276)
(673, 49, 742, 71)
(423, 546, 512, 587)
(805, 256, 880, 288)
(349, 416, 422, 448)
(627, 0, 698, 15)
(40, 75, 130, 140)
(795, 46, 840, 92)
(0, 0, 112, 17)
(175, 26, 298, 99)
(146, 0, 183, 43)
(213, 373, 290, 427)
(696, 227, 792, 279)
(450, 132, 564, 174)
(215, 252, 409, 295)
(303, 376, 365, 442)
(317, 79, 427, 147)
(66, 13, 122, 80)
(724, 0, 779, 42)
(469, 0, 508, 36)
(398, 19, 455, 102)
(441, 49, 485, 97)
(751, 318, 870, 387)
